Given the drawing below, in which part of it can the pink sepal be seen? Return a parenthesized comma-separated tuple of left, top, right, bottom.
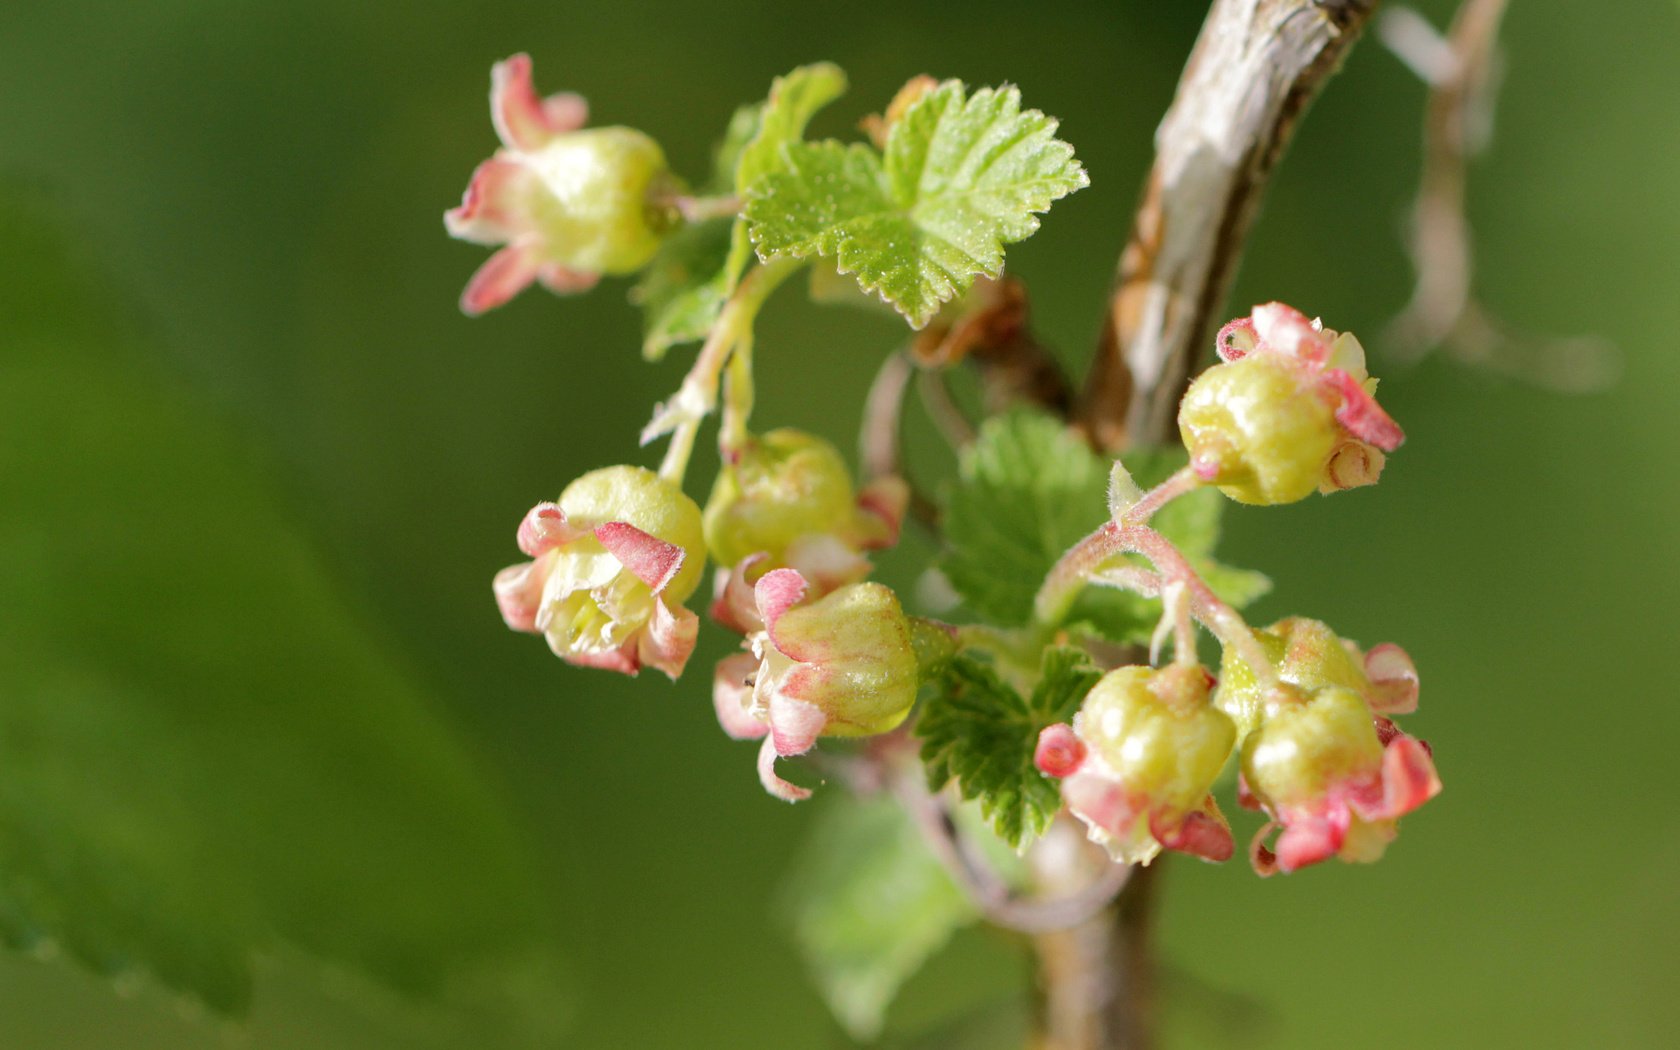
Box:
(1324, 369, 1405, 451)
(637, 597, 697, 680)
(1364, 643, 1420, 715)
(460, 240, 543, 316)
(490, 53, 588, 152)
(757, 735, 811, 802)
(564, 643, 639, 675)
(1351, 735, 1442, 823)
(1251, 302, 1330, 364)
(492, 561, 544, 633)
(1061, 772, 1128, 837)
(713, 654, 767, 740)
(1152, 803, 1234, 863)
(445, 157, 539, 245)
(593, 521, 685, 593)
(536, 264, 600, 296)
(1034, 724, 1087, 778)
(856, 476, 911, 549)
(1273, 809, 1347, 873)
(710, 556, 766, 634)
(769, 692, 827, 757)
(516, 502, 583, 557)
(755, 568, 811, 656)
(1215, 317, 1257, 361)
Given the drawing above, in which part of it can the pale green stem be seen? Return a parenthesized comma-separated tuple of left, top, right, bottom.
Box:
(1117, 465, 1202, 526)
(653, 258, 801, 483)
(1035, 522, 1275, 687)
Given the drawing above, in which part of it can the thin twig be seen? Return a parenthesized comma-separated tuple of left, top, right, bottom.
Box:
(1381, 0, 1617, 391)
(894, 769, 1132, 936)
(860, 349, 941, 530)
(916, 367, 977, 451)
(1078, 0, 1383, 452)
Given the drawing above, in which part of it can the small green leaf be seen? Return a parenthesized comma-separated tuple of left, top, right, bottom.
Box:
(632, 64, 846, 359)
(781, 794, 974, 1041)
(733, 62, 848, 195)
(918, 647, 1102, 849)
(941, 410, 1269, 639)
(745, 80, 1087, 328)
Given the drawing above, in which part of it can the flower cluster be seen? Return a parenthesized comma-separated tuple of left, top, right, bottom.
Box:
(1036, 619, 1437, 874)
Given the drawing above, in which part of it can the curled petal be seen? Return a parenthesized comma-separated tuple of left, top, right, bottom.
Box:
(636, 597, 698, 680)
(516, 501, 583, 557)
(757, 734, 811, 802)
(593, 521, 685, 593)
(1249, 821, 1281, 877)
(1034, 723, 1086, 778)
(1324, 368, 1405, 451)
(712, 654, 766, 740)
(445, 157, 541, 245)
(460, 239, 543, 316)
(1364, 643, 1420, 715)
(1060, 772, 1129, 838)
(492, 561, 546, 632)
(489, 53, 586, 151)
(1215, 316, 1258, 361)
(754, 568, 810, 641)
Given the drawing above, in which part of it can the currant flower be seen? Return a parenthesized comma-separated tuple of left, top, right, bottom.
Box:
(714, 568, 918, 801)
(1035, 664, 1237, 865)
(1177, 302, 1405, 505)
(1238, 685, 1440, 875)
(703, 430, 907, 614)
(493, 466, 704, 678)
(1214, 616, 1419, 739)
(444, 53, 678, 315)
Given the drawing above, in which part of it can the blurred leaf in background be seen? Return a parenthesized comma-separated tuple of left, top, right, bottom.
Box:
(0, 191, 570, 1045)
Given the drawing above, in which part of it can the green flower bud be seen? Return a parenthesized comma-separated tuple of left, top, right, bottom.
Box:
(1178, 355, 1339, 506)
(703, 429, 861, 568)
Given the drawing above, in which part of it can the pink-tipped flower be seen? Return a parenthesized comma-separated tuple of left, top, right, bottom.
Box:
(1036, 664, 1237, 865)
(721, 568, 918, 801)
(1215, 617, 1420, 739)
(1240, 685, 1441, 875)
(1178, 303, 1404, 505)
(493, 465, 704, 679)
(445, 54, 677, 315)
(703, 430, 907, 601)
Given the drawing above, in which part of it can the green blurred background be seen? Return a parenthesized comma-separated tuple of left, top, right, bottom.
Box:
(2, 0, 1677, 1046)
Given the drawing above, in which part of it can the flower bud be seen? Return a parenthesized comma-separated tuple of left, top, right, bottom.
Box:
(492, 465, 704, 678)
(728, 568, 919, 801)
(1240, 685, 1440, 874)
(703, 430, 907, 627)
(445, 54, 676, 315)
(1037, 664, 1237, 864)
(1178, 303, 1405, 505)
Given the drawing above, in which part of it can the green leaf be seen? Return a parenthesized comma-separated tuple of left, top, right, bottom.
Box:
(745, 80, 1087, 328)
(632, 64, 846, 359)
(781, 794, 974, 1041)
(733, 62, 849, 195)
(941, 410, 1269, 639)
(0, 195, 566, 1041)
(917, 647, 1102, 849)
